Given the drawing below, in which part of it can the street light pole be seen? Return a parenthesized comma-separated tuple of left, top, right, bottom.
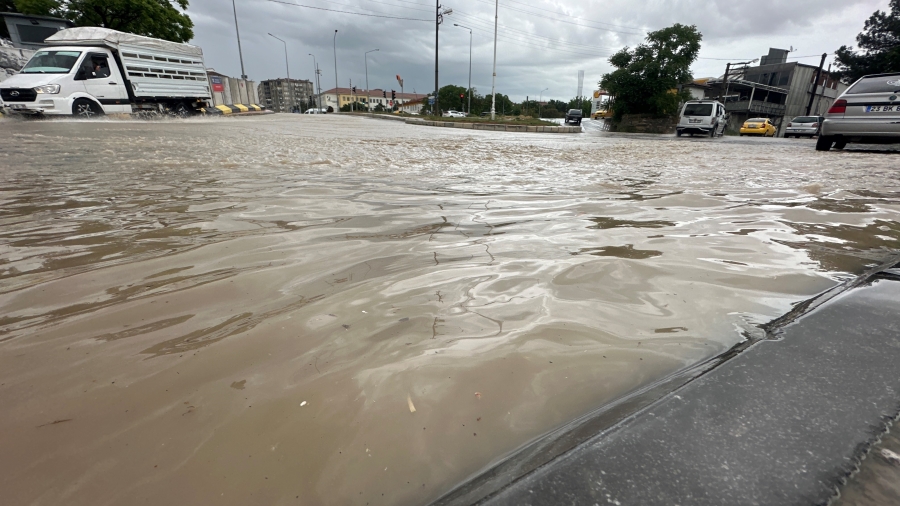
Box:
(333, 30, 339, 112)
(490, 0, 498, 120)
(231, 0, 247, 79)
(538, 88, 548, 118)
(365, 48, 379, 112)
(268, 33, 291, 112)
(454, 24, 472, 115)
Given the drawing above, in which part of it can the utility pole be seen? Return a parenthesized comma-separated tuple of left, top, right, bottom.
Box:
(435, 1, 440, 116)
(806, 53, 828, 116)
(722, 63, 731, 101)
(231, 0, 247, 79)
(490, 0, 498, 120)
(309, 54, 321, 111)
(333, 30, 339, 112)
(814, 63, 831, 115)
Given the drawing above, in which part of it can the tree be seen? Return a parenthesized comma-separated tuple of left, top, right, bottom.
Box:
(11, 0, 193, 43)
(600, 23, 702, 119)
(834, 0, 900, 83)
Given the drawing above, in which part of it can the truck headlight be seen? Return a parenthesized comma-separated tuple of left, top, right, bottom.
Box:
(34, 85, 61, 94)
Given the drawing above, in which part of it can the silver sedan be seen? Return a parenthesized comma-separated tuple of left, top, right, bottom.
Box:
(817, 73, 900, 151)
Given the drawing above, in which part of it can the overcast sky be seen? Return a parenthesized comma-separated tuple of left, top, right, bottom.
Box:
(189, 0, 886, 102)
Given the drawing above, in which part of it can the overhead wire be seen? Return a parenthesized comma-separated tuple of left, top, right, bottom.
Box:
(502, 0, 642, 31)
(452, 10, 623, 52)
(266, 0, 431, 21)
(468, 0, 644, 35)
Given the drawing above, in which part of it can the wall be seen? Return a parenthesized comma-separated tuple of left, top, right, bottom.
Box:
(610, 114, 677, 134)
(209, 76, 258, 107)
(0, 42, 34, 83)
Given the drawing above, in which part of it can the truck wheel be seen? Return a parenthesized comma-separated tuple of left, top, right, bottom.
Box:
(709, 128, 716, 138)
(815, 135, 833, 151)
(676, 130, 682, 137)
(171, 102, 192, 118)
(72, 99, 103, 118)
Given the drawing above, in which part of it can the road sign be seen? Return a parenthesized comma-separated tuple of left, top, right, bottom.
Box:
(428, 97, 435, 105)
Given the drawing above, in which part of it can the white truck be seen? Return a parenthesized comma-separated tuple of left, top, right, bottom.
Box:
(0, 27, 210, 117)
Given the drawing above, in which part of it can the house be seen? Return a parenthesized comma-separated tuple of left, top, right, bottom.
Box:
(704, 48, 849, 135)
(321, 88, 424, 111)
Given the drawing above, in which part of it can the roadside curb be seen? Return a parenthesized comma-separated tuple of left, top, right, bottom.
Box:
(405, 118, 581, 133)
(433, 254, 900, 506)
(201, 104, 271, 115)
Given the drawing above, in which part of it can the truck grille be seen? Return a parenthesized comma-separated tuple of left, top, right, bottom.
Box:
(1, 88, 37, 103)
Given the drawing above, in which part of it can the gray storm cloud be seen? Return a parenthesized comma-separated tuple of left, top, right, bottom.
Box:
(192, 0, 884, 101)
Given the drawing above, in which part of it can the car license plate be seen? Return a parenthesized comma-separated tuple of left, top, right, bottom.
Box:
(866, 105, 897, 113)
(689, 118, 701, 123)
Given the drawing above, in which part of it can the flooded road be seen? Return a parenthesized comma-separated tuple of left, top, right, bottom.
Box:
(1, 114, 899, 505)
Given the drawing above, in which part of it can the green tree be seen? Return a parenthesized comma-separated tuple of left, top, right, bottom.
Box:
(834, 0, 900, 83)
(437, 84, 468, 113)
(11, 0, 193, 43)
(600, 23, 702, 119)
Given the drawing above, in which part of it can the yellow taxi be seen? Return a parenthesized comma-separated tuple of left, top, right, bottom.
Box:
(740, 117, 777, 136)
(592, 109, 613, 120)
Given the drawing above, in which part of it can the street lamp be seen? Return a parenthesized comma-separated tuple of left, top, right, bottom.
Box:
(365, 48, 379, 112)
(309, 53, 320, 110)
(333, 30, 339, 111)
(231, 0, 247, 79)
(538, 87, 548, 118)
(268, 33, 292, 112)
(454, 24, 472, 115)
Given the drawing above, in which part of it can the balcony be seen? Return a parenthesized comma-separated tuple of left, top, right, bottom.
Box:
(725, 100, 786, 116)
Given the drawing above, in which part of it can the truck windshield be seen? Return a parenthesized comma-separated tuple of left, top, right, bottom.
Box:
(21, 50, 82, 74)
(682, 103, 713, 116)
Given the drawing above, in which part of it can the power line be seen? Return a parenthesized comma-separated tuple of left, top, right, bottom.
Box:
(502, 0, 643, 31)
(469, 0, 643, 35)
(358, 0, 433, 13)
(453, 11, 622, 52)
(267, 0, 431, 21)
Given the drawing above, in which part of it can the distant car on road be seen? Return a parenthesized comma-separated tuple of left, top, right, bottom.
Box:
(564, 109, 583, 125)
(304, 109, 324, 114)
(784, 116, 824, 138)
(676, 100, 727, 137)
(740, 117, 777, 137)
(443, 110, 465, 118)
(817, 72, 900, 151)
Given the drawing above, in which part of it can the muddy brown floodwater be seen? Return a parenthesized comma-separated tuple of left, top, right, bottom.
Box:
(1, 114, 899, 505)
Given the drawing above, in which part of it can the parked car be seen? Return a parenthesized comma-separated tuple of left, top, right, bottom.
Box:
(676, 100, 727, 137)
(442, 110, 465, 118)
(740, 117, 777, 137)
(303, 109, 324, 114)
(784, 116, 824, 138)
(816, 72, 900, 151)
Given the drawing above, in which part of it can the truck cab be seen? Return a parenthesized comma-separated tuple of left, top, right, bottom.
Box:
(1, 46, 130, 116)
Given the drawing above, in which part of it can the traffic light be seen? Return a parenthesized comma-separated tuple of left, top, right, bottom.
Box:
(391, 90, 396, 100)
(460, 93, 464, 99)
(382, 90, 386, 98)
(352, 86, 356, 93)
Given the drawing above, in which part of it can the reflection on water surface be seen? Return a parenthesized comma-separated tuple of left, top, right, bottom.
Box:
(0, 115, 899, 505)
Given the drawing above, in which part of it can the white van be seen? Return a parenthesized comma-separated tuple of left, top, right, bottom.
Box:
(676, 100, 727, 137)
(0, 27, 210, 117)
